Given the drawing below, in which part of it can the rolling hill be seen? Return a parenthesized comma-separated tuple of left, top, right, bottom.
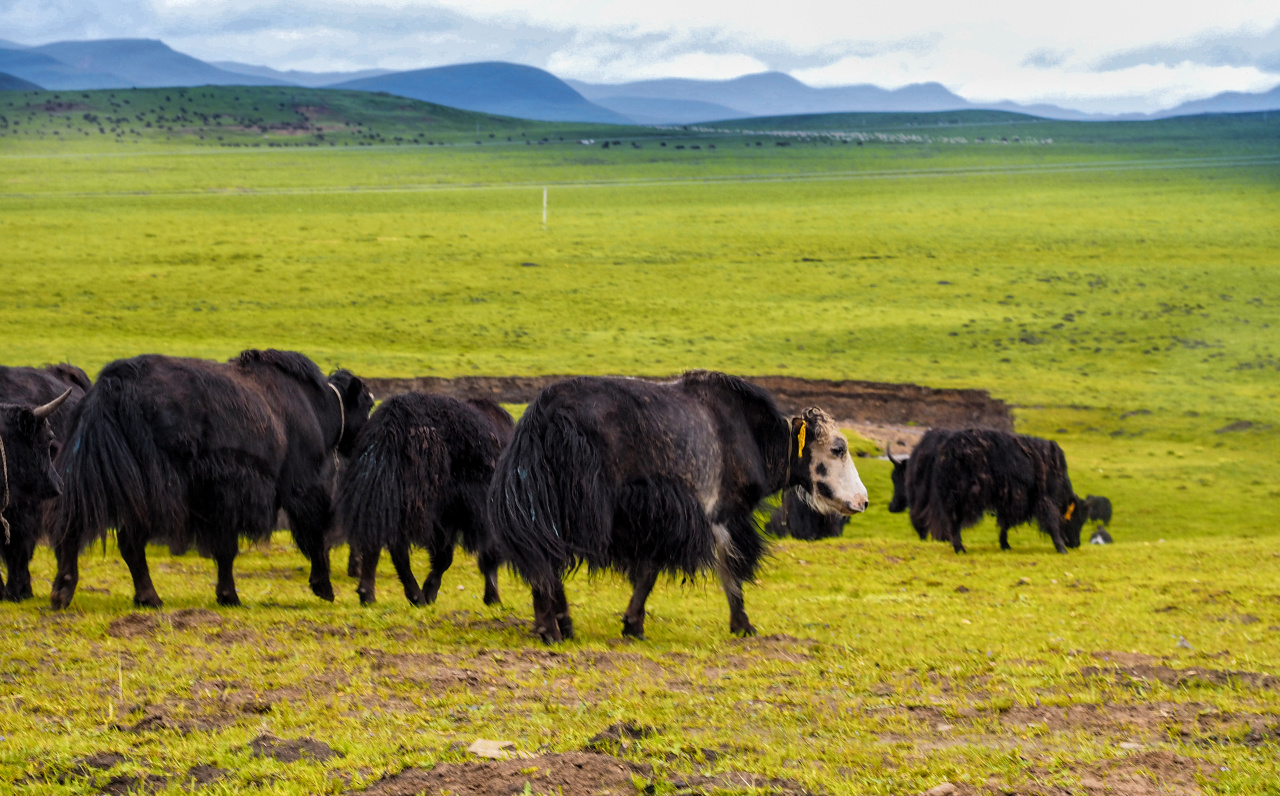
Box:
(211, 61, 394, 88)
(0, 46, 130, 90)
(0, 70, 41, 91)
(332, 62, 630, 124)
(28, 39, 286, 88)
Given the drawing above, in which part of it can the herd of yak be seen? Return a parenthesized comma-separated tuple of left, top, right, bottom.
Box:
(0, 351, 1110, 642)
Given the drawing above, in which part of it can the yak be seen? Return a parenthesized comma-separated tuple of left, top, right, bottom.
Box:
(0, 364, 89, 600)
(49, 350, 373, 609)
(337, 393, 514, 607)
(887, 429, 1086, 554)
(0, 381, 76, 600)
(765, 488, 849, 540)
(487, 371, 869, 643)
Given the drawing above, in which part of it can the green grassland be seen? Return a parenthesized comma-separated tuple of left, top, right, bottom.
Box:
(0, 88, 1278, 793)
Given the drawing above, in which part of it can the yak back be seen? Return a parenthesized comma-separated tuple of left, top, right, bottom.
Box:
(489, 371, 788, 588)
(338, 393, 513, 552)
(53, 351, 338, 552)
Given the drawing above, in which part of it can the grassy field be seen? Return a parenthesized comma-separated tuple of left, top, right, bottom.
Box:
(0, 89, 1278, 794)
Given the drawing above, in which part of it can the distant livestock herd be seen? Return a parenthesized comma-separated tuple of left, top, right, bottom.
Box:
(0, 352, 1111, 641)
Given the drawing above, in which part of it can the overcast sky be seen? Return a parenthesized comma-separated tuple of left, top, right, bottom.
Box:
(3, 0, 1279, 113)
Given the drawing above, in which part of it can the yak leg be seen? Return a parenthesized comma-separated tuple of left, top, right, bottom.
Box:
(346, 547, 361, 578)
(212, 533, 241, 607)
(622, 562, 659, 640)
(552, 581, 574, 640)
(998, 525, 1012, 551)
(531, 584, 563, 644)
(117, 529, 162, 608)
(385, 542, 425, 606)
(1038, 503, 1069, 554)
(478, 548, 501, 606)
(713, 525, 755, 637)
(285, 486, 335, 602)
(420, 543, 453, 605)
(49, 531, 81, 610)
(355, 546, 381, 605)
(2, 513, 37, 601)
(947, 517, 967, 554)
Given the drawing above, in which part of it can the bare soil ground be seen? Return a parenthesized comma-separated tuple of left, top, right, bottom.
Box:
(361, 375, 1013, 432)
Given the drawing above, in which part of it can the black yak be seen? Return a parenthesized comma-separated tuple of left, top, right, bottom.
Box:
(49, 350, 373, 609)
(0, 379, 77, 601)
(887, 429, 1085, 554)
(487, 371, 868, 643)
(765, 488, 849, 540)
(337, 393, 514, 607)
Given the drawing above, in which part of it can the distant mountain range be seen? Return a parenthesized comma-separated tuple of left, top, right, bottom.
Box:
(0, 37, 1277, 125)
(331, 62, 629, 124)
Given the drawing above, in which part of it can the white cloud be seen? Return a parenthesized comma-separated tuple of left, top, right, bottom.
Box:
(2, 0, 1279, 112)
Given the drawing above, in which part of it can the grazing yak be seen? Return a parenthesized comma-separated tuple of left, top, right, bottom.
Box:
(0, 378, 77, 601)
(765, 488, 849, 540)
(49, 350, 373, 609)
(337, 393, 514, 607)
(487, 371, 868, 643)
(887, 428, 1086, 554)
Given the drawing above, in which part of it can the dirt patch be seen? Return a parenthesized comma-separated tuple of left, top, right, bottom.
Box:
(106, 613, 161, 639)
(73, 751, 128, 773)
(1080, 663, 1278, 691)
(1076, 750, 1218, 796)
(168, 608, 223, 631)
(673, 771, 816, 795)
(356, 752, 646, 795)
(361, 375, 1013, 432)
(249, 733, 340, 763)
(102, 773, 168, 794)
(186, 764, 229, 786)
(583, 721, 654, 753)
(728, 634, 817, 662)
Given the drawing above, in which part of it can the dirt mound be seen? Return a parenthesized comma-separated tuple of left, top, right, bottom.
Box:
(1076, 750, 1217, 796)
(169, 608, 223, 630)
(1079, 663, 1277, 691)
(249, 734, 340, 763)
(583, 721, 654, 753)
(362, 375, 1012, 432)
(357, 751, 647, 796)
(106, 613, 161, 639)
(185, 764, 229, 786)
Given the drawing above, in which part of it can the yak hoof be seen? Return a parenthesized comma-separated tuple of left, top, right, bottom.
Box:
(134, 593, 163, 609)
(557, 615, 575, 640)
(217, 592, 241, 607)
(357, 589, 376, 606)
(50, 590, 71, 611)
(732, 622, 758, 638)
(483, 591, 501, 607)
(408, 591, 428, 607)
(311, 581, 336, 602)
(536, 624, 563, 645)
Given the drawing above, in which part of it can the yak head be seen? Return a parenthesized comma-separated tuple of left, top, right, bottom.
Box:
(886, 443, 909, 513)
(0, 389, 73, 504)
(327, 370, 376, 458)
(1062, 494, 1087, 548)
(789, 407, 868, 516)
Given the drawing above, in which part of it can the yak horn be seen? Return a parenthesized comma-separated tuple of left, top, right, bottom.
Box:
(885, 441, 897, 464)
(32, 388, 73, 420)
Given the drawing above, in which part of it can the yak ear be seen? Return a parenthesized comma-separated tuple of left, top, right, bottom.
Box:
(790, 416, 808, 459)
(343, 375, 367, 405)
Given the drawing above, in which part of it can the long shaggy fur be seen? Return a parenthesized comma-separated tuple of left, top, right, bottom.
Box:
(888, 428, 1085, 553)
(487, 371, 801, 642)
(766, 488, 848, 541)
(337, 394, 513, 605)
(49, 351, 372, 608)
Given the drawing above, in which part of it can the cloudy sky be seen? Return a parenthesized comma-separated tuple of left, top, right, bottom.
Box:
(3, 0, 1279, 113)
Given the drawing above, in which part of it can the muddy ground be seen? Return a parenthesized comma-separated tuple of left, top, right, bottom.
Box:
(361, 375, 1013, 435)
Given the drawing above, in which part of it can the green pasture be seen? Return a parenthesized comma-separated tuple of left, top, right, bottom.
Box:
(0, 91, 1278, 792)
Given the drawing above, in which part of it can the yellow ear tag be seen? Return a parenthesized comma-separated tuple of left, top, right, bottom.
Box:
(796, 421, 806, 458)
(1063, 503, 1074, 521)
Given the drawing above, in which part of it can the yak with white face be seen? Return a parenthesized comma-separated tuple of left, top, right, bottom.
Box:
(793, 409, 868, 516)
(487, 370, 868, 643)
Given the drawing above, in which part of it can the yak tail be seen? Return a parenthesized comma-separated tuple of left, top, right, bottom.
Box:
(487, 397, 609, 590)
(337, 422, 446, 553)
(50, 379, 183, 552)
